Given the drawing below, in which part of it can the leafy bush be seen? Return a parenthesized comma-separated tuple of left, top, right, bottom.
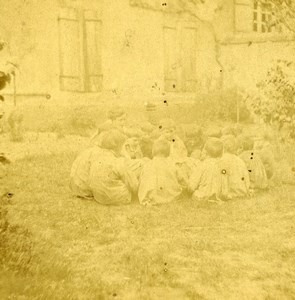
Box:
(247, 60, 295, 138)
(192, 88, 251, 124)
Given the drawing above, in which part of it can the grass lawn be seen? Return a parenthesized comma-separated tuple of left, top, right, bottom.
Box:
(0, 137, 295, 300)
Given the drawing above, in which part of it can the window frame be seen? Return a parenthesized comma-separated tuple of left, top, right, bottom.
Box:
(58, 7, 103, 93)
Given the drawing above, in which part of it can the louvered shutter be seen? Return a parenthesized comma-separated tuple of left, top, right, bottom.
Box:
(182, 26, 197, 92)
(84, 10, 102, 92)
(58, 8, 83, 91)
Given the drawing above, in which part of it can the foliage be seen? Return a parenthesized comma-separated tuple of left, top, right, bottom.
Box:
(0, 193, 33, 274)
(248, 59, 295, 137)
(257, 0, 295, 33)
(193, 89, 251, 123)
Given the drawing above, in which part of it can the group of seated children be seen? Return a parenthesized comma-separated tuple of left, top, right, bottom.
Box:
(69, 106, 290, 206)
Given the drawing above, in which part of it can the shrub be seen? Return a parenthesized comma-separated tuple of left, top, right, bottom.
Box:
(247, 59, 295, 138)
(192, 88, 251, 124)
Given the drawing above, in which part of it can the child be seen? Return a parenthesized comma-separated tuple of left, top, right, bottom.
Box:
(158, 118, 187, 160)
(189, 138, 224, 201)
(138, 139, 183, 206)
(90, 106, 127, 146)
(205, 125, 222, 139)
(254, 130, 275, 180)
(89, 129, 139, 205)
(70, 145, 104, 199)
(219, 135, 250, 200)
(121, 137, 143, 159)
(239, 135, 268, 191)
(183, 124, 205, 160)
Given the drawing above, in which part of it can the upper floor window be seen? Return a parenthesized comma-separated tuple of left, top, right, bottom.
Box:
(253, 0, 285, 33)
(234, 0, 290, 35)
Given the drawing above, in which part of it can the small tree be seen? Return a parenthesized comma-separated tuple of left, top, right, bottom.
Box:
(248, 59, 295, 137)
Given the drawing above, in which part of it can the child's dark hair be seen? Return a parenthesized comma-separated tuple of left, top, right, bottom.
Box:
(107, 106, 126, 121)
(100, 129, 127, 151)
(221, 135, 237, 154)
(241, 136, 254, 151)
(152, 138, 171, 158)
(204, 138, 223, 158)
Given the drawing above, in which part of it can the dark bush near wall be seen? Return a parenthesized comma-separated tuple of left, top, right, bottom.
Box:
(192, 89, 251, 124)
(16, 89, 252, 136)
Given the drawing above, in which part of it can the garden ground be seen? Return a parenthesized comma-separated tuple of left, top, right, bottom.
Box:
(0, 132, 295, 300)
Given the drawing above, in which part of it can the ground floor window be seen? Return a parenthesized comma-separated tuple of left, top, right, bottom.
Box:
(163, 21, 197, 93)
(58, 8, 102, 92)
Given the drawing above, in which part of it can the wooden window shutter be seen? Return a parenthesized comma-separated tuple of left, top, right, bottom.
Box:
(164, 26, 178, 92)
(181, 26, 197, 92)
(58, 8, 83, 91)
(83, 10, 103, 92)
(235, 0, 253, 33)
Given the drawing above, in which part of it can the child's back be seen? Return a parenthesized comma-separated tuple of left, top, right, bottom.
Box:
(219, 152, 250, 199)
(89, 150, 137, 205)
(189, 138, 223, 201)
(138, 139, 182, 205)
(219, 135, 250, 199)
(189, 157, 220, 200)
(88, 130, 137, 205)
(239, 136, 268, 191)
(70, 146, 103, 198)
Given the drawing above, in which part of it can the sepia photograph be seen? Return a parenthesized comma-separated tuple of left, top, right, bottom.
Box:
(0, 0, 295, 299)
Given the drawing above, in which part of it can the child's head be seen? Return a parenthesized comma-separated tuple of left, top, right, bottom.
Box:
(241, 135, 254, 151)
(121, 137, 143, 159)
(100, 129, 127, 154)
(185, 125, 204, 155)
(152, 138, 171, 158)
(158, 118, 176, 140)
(221, 135, 237, 154)
(140, 135, 153, 158)
(140, 121, 155, 134)
(222, 126, 236, 137)
(107, 106, 127, 128)
(205, 126, 222, 139)
(203, 137, 223, 158)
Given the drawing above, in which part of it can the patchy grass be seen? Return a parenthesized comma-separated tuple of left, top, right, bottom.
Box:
(0, 144, 295, 299)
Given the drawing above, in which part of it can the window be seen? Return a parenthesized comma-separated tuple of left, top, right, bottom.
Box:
(234, 0, 289, 34)
(58, 8, 102, 92)
(164, 22, 197, 93)
(253, 0, 284, 33)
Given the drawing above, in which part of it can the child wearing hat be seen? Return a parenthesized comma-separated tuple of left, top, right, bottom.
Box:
(90, 106, 127, 146)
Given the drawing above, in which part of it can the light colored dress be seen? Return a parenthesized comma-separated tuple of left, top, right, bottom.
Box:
(189, 158, 221, 201)
(69, 146, 103, 198)
(239, 150, 268, 190)
(218, 153, 250, 199)
(89, 150, 138, 205)
(169, 135, 188, 160)
(138, 157, 182, 206)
